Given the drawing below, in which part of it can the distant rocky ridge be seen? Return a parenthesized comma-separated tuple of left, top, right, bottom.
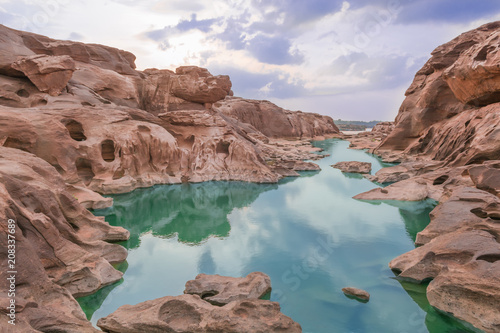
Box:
(0, 24, 338, 332)
(352, 21, 500, 333)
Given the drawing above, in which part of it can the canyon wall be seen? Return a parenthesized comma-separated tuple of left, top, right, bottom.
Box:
(0, 24, 338, 332)
(355, 21, 500, 333)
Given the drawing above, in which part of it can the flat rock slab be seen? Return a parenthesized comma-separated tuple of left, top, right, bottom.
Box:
(184, 272, 272, 306)
(332, 161, 372, 174)
(97, 294, 302, 333)
(342, 287, 370, 302)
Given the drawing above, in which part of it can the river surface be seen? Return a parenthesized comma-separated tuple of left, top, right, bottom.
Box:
(79, 139, 476, 333)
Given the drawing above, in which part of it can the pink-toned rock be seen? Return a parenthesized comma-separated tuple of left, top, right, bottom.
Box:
(213, 97, 339, 139)
(0, 147, 128, 332)
(377, 21, 500, 153)
(11, 54, 75, 96)
(371, 121, 394, 135)
(184, 272, 272, 306)
(171, 66, 232, 104)
(97, 294, 302, 333)
(388, 187, 500, 333)
(444, 30, 500, 106)
(332, 161, 371, 174)
(469, 162, 500, 196)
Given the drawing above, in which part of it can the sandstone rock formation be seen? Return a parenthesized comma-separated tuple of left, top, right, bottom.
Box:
(11, 54, 75, 96)
(0, 24, 338, 198)
(0, 24, 338, 331)
(184, 272, 272, 306)
(389, 188, 500, 333)
(331, 161, 371, 174)
(351, 21, 500, 333)
(376, 21, 500, 162)
(213, 97, 339, 139)
(341, 287, 370, 302)
(97, 294, 302, 333)
(0, 147, 129, 332)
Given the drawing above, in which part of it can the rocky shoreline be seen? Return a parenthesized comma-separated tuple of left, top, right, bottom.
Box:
(350, 21, 500, 333)
(0, 19, 499, 333)
(0, 24, 336, 332)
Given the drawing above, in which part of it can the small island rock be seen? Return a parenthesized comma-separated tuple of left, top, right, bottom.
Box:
(342, 287, 370, 302)
(332, 161, 372, 174)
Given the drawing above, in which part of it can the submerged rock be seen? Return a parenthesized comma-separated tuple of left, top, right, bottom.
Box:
(332, 161, 372, 174)
(184, 272, 272, 306)
(342, 287, 370, 302)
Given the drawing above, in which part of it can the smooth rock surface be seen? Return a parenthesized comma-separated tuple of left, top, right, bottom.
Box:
(342, 287, 370, 302)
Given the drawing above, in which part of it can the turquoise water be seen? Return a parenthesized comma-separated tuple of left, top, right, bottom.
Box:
(79, 139, 476, 333)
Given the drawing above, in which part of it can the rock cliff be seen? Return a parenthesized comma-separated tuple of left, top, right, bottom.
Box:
(353, 21, 500, 333)
(0, 24, 339, 332)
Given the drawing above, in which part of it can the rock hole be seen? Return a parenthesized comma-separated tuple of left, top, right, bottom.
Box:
(112, 168, 125, 180)
(489, 163, 500, 169)
(81, 101, 93, 107)
(464, 120, 471, 128)
(31, 99, 47, 107)
(16, 89, 30, 98)
(137, 125, 151, 133)
(461, 169, 470, 177)
(201, 291, 219, 299)
(476, 254, 500, 263)
(75, 158, 95, 186)
(433, 175, 449, 185)
(216, 141, 230, 155)
(470, 208, 488, 218)
(475, 45, 494, 62)
(3, 137, 29, 152)
(62, 119, 87, 141)
(101, 140, 115, 162)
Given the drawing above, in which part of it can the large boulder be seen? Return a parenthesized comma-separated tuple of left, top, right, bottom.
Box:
(184, 272, 272, 306)
(97, 294, 302, 333)
(11, 54, 75, 96)
(331, 161, 371, 174)
(170, 66, 232, 104)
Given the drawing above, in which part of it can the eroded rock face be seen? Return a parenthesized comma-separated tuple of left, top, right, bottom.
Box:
(184, 272, 272, 306)
(378, 21, 500, 155)
(352, 22, 500, 333)
(97, 294, 302, 333)
(389, 188, 500, 333)
(0, 24, 336, 332)
(332, 161, 371, 174)
(213, 97, 339, 139)
(0, 147, 128, 332)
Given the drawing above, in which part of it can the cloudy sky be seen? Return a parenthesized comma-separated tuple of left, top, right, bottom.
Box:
(1, 0, 500, 120)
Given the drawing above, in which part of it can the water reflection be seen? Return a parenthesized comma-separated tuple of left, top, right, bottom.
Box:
(99, 181, 279, 247)
(77, 139, 476, 332)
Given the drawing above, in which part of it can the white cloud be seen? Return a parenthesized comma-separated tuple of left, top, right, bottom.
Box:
(2, 1, 500, 120)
